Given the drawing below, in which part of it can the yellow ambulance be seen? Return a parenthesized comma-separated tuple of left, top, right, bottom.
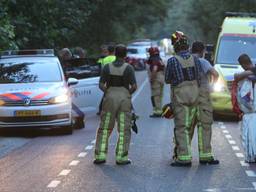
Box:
(211, 12, 256, 116)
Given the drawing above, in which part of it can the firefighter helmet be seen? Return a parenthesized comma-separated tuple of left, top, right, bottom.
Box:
(148, 47, 160, 56)
(162, 103, 174, 119)
(171, 31, 188, 47)
(171, 31, 189, 53)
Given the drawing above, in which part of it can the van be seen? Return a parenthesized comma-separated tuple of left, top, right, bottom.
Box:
(210, 12, 256, 116)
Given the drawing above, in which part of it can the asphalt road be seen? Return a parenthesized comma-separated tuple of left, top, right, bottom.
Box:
(0, 71, 256, 192)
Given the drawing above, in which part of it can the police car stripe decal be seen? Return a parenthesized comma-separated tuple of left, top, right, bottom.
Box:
(1, 93, 22, 101)
(12, 93, 30, 100)
(0, 92, 50, 101)
(32, 92, 49, 100)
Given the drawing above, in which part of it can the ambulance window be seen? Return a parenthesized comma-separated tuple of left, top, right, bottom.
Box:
(217, 36, 256, 64)
(63, 58, 100, 80)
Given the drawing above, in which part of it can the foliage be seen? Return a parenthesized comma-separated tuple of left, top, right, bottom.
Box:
(1, 0, 256, 53)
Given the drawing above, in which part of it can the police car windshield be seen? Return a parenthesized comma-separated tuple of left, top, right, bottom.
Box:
(217, 36, 256, 64)
(0, 59, 62, 83)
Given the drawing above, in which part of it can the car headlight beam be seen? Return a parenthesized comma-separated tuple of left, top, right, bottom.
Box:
(0, 100, 5, 106)
(213, 82, 226, 92)
(49, 94, 69, 104)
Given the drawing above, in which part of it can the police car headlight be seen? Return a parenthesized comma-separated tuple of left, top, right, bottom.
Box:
(49, 94, 69, 104)
(213, 82, 226, 92)
(0, 100, 5, 106)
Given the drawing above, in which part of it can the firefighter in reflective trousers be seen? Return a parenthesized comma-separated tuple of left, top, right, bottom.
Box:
(165, 31, 201, 167)
(147, 47, 165, 117)
(94, 44, 137, 165)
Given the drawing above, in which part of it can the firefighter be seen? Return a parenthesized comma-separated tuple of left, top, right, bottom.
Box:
(147, 47, 165, 117)
(191, 41, 219, 165)
(94, 44, 137, 165)
(97, 44, 117, 115)
(165, 31, 201, 167)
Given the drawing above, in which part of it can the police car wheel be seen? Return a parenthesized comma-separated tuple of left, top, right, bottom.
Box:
(60, 125, 73, 135)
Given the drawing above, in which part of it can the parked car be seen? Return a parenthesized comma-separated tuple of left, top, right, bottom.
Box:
(0, 49, 78, 134)
(126, 45, 149, 70)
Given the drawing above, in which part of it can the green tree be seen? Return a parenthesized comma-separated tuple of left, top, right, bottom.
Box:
(0, 0, 17, 50)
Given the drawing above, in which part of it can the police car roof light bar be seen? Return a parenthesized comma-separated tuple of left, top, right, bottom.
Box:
(0, 49, 54, 57)
(225, 12, 256, 18)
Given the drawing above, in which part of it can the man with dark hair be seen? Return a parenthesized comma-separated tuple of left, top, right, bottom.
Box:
(165, 31, 201, 167)
(191, 41, 219, 165)
(98, 44, 116, 67)
(94, 44, 137, 165)
(233, 54, 256, 163)
(235, 54, 255, 81)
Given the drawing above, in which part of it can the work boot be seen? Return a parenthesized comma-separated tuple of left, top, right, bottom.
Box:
(200, 158, 219, 165)
(116, 159, 132, 165)
(93, 159, 106, 164)
(170, 161, 192, 167)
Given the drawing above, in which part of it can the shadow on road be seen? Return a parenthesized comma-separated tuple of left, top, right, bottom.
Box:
(0, 127, 72, 138)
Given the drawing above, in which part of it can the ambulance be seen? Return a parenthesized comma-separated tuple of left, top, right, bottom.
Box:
(211, 12, 256, 116)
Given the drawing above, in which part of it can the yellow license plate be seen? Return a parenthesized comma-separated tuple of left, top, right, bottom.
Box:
(15, 110, 41, 117)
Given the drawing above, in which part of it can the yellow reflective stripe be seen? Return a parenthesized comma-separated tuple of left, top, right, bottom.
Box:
(185, 107, 191, 157)
(178, 155, 192, 161)
(199, 153, 213, 159)
(178, 107, 192, 161)
(99, 112, 111, 160)
(117, 112, 127, 161)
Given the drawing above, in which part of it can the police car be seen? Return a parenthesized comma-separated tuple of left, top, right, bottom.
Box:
(0, 49, 78, 133)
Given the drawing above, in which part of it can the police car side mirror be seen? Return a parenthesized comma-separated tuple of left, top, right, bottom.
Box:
(67, 78, 79, 86)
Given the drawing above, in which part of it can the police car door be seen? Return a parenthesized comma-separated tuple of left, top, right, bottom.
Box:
(64, 58, 103, 118)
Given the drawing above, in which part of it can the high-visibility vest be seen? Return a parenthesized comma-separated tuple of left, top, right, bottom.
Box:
(99, 55, 116, 66)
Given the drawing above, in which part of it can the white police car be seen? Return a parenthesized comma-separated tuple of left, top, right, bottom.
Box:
(0, 50, 78, 134)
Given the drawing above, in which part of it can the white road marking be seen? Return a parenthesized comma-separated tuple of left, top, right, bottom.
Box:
(47, 180, 61, 188)
(246, 170, 256, 177)
(232, 146, 240, 151)
(252, 182, 256, 190)
(132, 78, 148, 102)
(228, 140, 236, 145)
(58, 169, 71, 176)
(236, 153, 245, 158)
(85, 145, 93, 150)
(240, 161, 249, 167)
(203, 189, 217, 192)
(225, 135, 232, 139)
(222, 130, 229, 134)
(220, 125, 226, 129)
(69, 160, 80, 166)
(78, 152, 87, 158)
(218, 122, 224, 125)
(91, 139, 96, 144)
